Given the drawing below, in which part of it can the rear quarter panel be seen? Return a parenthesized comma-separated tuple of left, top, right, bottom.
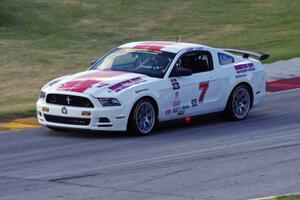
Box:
(226, 57, 266, 107)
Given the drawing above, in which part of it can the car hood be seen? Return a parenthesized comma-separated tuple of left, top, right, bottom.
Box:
(43, 70, 152, 97)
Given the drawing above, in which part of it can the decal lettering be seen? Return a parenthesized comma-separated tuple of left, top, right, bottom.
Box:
(109, 77, 146, 92)
(170, 78, 180, 90)
(165, 109, 171, 115)
(184, 47, 204, 52)
(235, 74, 247, 79)
(177, 109, 185, 115)
(181, 105, 189, 110)
(199, 82, 209, 102)
(234, 63, 255, 74)
(172, 106, 180, 113)
(173, 99, 181, 106)
(191, 99, 198, 107)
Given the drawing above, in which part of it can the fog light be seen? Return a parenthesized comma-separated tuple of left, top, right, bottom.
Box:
(81, 111, 91, 116)
(99, 117, 110, 123)
(42, 107, 49, 112)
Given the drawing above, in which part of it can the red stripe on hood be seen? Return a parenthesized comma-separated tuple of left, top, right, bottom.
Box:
(58, 70, 128, 93)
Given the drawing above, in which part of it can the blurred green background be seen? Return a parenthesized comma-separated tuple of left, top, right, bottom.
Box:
(1, 0, 300, 118)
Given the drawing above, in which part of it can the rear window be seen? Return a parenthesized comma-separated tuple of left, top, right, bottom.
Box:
(218, 53, 234, 65)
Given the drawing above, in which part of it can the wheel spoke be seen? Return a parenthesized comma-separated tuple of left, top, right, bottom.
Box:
(135, 102, 155, 134)
(232, 88, 250, 119)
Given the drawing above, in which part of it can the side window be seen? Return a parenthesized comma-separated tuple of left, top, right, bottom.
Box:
(175, 51, 213, 74)
(218, 53, 234, 65)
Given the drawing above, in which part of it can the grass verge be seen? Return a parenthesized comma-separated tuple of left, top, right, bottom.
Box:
(0, 117, 41, 132)
(267, 194, 300, 200)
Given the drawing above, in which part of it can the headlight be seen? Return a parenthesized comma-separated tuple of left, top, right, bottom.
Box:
(98, 98, 121, 106)
(40, 91, 46, 99)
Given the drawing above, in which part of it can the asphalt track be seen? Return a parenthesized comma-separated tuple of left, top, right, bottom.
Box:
(0, 89, 300, 200)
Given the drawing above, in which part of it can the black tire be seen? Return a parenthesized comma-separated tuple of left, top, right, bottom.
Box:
(128, 98, 157, 136)
(224, 84, 251, 121)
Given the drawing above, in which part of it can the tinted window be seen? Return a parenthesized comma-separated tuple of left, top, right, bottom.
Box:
(174, 51, 213, 74)
(218, 53, 234, 65)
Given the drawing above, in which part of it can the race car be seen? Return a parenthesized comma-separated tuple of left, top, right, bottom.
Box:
(36, 41, 269, 135)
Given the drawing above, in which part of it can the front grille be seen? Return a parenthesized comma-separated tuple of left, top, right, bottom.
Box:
(44, 114, 91, 126)
(46, 94, 94, 108)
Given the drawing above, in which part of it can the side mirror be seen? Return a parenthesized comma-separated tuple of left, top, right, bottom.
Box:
(90, 59, 97, 66)
(170, 68, 192, 77)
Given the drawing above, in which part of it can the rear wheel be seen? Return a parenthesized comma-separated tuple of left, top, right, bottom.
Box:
(128, 98, 157, 136)
(224, 85, 251, 120)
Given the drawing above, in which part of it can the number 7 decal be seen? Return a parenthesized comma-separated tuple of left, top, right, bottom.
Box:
(199, 82, 209, 102)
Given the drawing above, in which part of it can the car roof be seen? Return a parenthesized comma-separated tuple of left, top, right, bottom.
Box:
(118, 41, 210, 54)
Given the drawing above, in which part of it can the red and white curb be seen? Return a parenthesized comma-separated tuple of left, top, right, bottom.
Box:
(265, 58, 300, 92)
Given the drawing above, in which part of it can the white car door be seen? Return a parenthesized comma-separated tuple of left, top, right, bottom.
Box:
(164, 50, 224, 119)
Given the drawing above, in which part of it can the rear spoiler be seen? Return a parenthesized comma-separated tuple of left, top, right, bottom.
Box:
(220, 48, 270, 60)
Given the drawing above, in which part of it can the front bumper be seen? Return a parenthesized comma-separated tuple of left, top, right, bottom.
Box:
(36, 99, 128, 131)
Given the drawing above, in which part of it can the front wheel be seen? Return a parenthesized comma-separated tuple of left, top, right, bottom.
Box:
(128, 98, 157, 136)
(224, 85, 251, 121)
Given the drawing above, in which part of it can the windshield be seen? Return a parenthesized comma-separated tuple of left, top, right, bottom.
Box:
(89, 48, 176, 78)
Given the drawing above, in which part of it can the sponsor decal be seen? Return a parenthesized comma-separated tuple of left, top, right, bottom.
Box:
(172, 82, 180, 90)
(235, 74, 247, 79)
(184, 47, 204, 52)
(181, 105, 190, 110)
(165, 109, 171, 115)
(172, 106, 180, 113)
(177, 109, 185, 115)
(234, 63, 255, 74)
(109, 77, 146, 92)
(173, 99, 181, 106)
(199, 82, 209, 102)
(61, 107, 68, 114)
(191, 99, 198, 107)
(170, 78, 177, 83)
(170, 78, 180, 90)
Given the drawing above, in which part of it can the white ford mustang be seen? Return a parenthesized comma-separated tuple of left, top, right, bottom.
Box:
(37, 41, 269, 135)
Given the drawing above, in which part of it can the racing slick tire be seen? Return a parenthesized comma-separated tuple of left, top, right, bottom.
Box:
(128, 98, 157, 136)
(224, 84, 252, 121)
